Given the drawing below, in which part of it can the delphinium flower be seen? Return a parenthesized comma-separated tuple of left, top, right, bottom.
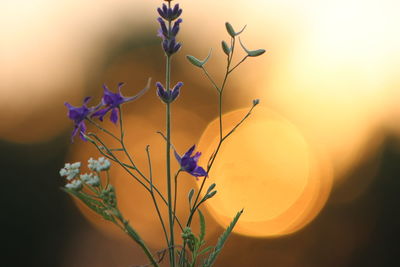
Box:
(174, 145, 208, 178)
(88, 157, 111, 172)
(64, 97, 96, 141)
(92, 81, 150, 124)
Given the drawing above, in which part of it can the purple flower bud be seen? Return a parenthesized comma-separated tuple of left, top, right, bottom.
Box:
(157, 17, 168, 39)
(158, 3, 182, 21)
(156, 81, 183, 103)
(171, 18, 182, 37)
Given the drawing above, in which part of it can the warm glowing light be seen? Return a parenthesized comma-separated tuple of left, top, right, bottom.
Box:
(197, 107, 332, 237)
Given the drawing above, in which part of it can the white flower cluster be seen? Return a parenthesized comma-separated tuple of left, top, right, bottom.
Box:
(88, 157, 111, 172)
(80, 173, 100, 187)
(59, 162, 81, 181)
(65, 179, 83, 190)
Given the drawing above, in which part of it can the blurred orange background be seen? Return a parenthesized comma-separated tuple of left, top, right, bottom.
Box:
(1, 0, 400, 266)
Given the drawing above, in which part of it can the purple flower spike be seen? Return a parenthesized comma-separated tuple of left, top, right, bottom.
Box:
(65, 97, 94, 142)
(156, 81, 183, 103)
(158, 4, 182, 21)
(156, 2, 183, 56)
(174, 145, 208, 178)
(92, 79, 150, 124)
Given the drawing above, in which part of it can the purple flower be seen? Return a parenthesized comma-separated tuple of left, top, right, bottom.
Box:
(92, 81, 149, 124)
(162, 38, 182, 56)
(64, 97, 94, 142)
(156, 2, 183, 56)
(174, 145, 208, 178)
(156, 81, 183, 103)
(157, 3, 182, 21)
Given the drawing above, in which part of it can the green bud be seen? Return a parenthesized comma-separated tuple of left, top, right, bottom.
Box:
(239, 37, 266, 57)
(206, 190, 217, 199)
(221, 41, 231, 56)
(206, 183, 216, 194)
(186, 55, 203, 67)
(186, 49, 212, 68)
(225, 22, 247, 37)
(248, 49, 266, 57)
(253, 99, 260, 106)
(225, 22, 236, 37)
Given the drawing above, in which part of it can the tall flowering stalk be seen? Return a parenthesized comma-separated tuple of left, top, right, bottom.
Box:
(59, 0, 265, 266)
(156, 1, 184, 265)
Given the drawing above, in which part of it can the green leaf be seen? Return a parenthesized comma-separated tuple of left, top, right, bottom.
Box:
(239, 38, 266, 57)
(63, 188, 114, 221)
(188, 188, 195, 205)
(203, 209, 243, 267)
(221, 41, 231, 56)
(186, 49, 212, 68)
(198, 246, 213, 256)
(198, 209, 206, 243)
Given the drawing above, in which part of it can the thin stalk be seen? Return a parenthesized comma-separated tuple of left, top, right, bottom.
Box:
(146, 145, 169, 246)
(173, 170, 181, 227)
(165, 2, 176, 263)
(86, 131, 184, 231)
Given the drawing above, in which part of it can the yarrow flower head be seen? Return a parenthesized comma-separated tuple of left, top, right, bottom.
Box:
(65, 97, 96, 142)
(92, 79, 150, 124)
(59, 162, 81, 181)
(80, 173, 100, 187)
(65, 179, 83, 191)
(174, 145, 208, 178)
(88, 157, 111, 172)
(156, 81, 183, 103)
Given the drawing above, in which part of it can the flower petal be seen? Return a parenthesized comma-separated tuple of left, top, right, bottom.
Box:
(191, 166, 208, 177)
(184, 145, 196, 158)
(110, 108, 119, 124)
(174, 149, 182, 165)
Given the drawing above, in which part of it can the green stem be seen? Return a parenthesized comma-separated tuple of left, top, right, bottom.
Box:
(146, 145, 170, 246)
(173, 170, 181, 227)
(165, 7, 176, 264)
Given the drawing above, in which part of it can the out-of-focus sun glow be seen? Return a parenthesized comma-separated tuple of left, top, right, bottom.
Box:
(197, 107, 332, 237)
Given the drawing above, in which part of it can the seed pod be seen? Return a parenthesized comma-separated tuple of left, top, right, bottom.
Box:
(221, 40, 231, 55)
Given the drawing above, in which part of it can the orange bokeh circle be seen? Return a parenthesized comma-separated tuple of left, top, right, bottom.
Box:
(196, 107, 332, 237)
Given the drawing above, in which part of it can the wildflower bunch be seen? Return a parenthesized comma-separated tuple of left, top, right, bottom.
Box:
(60, 0, 265, 266)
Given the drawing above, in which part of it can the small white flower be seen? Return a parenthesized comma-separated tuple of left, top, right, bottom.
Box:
(80, 173, 100, 187)
(98, 157, 111, 171)
(59, 162, 81, 181)
(65, 179, 83, 190)
(88, 157, 111, 172)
